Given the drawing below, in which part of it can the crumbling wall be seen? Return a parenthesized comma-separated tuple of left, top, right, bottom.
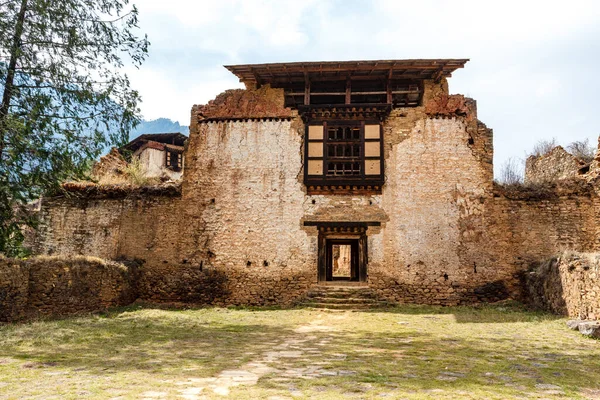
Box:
(369, 102, 500, 305)
(34, 184, 182, 260)
(525, 146, 587, 184)
(29, 80, 600, 308)
(0, 256, 135, 322)
(182, 114, 316, 301)
(488, 182, 600, 265)
(194, 85, 295, 121)
(0, 258, 29, 321)
(91, 148, 129, 184)
(526, 252, 600, 319)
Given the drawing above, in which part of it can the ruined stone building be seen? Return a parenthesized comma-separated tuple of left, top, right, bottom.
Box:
(31, 59, 600, 306)
(525, 145, 592, 185)
(121, 133, 187, 180)
(90, 132, 187, 184)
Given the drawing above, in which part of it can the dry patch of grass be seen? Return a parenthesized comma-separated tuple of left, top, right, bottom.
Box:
(0, 303, 598, 399)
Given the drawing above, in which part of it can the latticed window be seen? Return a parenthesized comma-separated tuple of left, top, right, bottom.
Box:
(166, 150, 183, 172)
(305, 121, 383, 193)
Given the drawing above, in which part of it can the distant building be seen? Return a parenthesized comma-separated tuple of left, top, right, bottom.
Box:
(120, 133, 187, 180)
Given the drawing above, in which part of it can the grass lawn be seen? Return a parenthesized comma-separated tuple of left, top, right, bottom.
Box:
(0, 303, 598, 399)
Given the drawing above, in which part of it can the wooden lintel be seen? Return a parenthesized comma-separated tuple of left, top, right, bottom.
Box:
(287, 90, 418, 96)
(304, 221, 381, 228)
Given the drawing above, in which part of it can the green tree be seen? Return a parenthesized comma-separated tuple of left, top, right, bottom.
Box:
(0, 0, 149, 256)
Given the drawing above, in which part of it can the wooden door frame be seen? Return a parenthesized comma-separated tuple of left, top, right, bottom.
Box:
(307, 221, 378, 283)
(325, 239, 358, 281)
(317, 228, 368, 283)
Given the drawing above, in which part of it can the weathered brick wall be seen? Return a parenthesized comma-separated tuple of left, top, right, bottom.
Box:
(137, 264, 314, 306)
(184, 82, 510, 306)
(525, 146, 587, 184)
(526, 253, 600, 319)
(34, 188, 183, 261)
(92, 148, 129, 184)
(28, 82, 600, 307)
(488, 182, 600, 265)
(0, 258, 29, 321)
(0, 256, 135, 322)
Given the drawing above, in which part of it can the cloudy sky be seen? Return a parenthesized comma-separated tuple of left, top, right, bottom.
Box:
(127, 0, 600, 175)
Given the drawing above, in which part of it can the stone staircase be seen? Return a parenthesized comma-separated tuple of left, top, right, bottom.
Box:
(298, 284, 389, 310)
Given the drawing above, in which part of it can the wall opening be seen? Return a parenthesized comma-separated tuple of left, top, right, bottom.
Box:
(328, 240, 358, 281)
(307, 221, 377, 284)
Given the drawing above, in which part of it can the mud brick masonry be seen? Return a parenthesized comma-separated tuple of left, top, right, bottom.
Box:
(27, 59, 600, 307)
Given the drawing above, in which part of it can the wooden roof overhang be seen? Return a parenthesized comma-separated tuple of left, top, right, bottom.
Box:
(225, 59, 469, 87)
(120, 132, 188, 154)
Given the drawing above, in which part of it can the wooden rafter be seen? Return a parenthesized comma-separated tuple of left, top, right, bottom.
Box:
(225, 58, 469, 85)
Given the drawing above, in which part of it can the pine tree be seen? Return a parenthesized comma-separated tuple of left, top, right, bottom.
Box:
(0, 0, 149, 255)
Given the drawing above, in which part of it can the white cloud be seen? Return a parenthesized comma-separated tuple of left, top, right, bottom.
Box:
(128, 0, 600, 174)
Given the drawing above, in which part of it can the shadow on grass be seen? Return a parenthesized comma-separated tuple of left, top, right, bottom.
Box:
(0, 306, 296, 378)
(296, 301, 562, 323)
(0, 305, 596, 399)
(252, 319, 598, 398)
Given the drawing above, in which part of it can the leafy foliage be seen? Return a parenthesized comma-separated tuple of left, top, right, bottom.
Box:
(0, 0, 149, 256)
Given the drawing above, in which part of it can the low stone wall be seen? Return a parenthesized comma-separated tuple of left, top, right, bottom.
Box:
(0, 256, 136, 322)
(137, 264, 314, 306)
(526, 252, 600, 319)
(0, 259, 29, 321)
(369, 271, 514, 306)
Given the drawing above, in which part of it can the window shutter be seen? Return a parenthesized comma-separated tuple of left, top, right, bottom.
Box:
(307, 125, 324, 176)
(364, 124, 381, 175)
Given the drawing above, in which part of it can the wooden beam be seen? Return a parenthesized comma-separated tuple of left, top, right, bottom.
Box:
(386, 69, 393, 103)
(433, 66, 445, 83)
(345, 77, 351, 104)
(267, 75, 430, 85)
(287, 90, 419, 96)
(304, 72, 310, 105)
(250, 68, 262, 89)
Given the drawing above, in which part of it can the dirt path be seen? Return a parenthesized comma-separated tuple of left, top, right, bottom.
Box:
(141, 312, 348, 399)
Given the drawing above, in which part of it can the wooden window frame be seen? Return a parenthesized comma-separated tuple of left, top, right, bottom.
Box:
(304, 120, 384, 193)
(165, 150, 183, 172)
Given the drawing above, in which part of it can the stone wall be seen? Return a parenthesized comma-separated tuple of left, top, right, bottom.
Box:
(92, 148, 129, 184)
(0, 256, 135, 322)
(526, 252, 600, 319)
(183, 82, 513, 306)
(525, 146, 587, 184)
(34, 184, 183, 261)
(28, 81, 600, 307)
(137, 264, 314, 306)
(0, 258, 29, 321)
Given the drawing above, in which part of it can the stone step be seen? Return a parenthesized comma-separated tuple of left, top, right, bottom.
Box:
(298, 284, 391, 310)
(311, 293, 372, 297)
(308, 296, 378, 304)
(315, 282, 369, 287)
(311, 285, 371, 290)
(301, 302, 379, 310)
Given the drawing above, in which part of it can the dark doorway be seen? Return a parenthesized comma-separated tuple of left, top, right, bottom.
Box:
(326, 239, 359, 281)
(311, 222, 372, 283)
